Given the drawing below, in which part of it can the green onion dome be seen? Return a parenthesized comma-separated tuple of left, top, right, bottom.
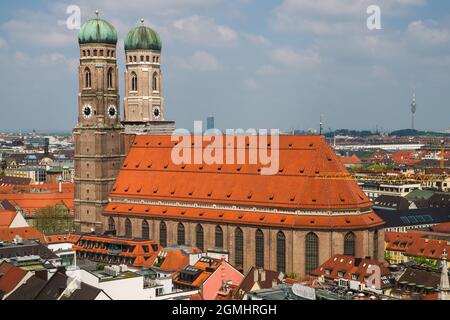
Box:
(78, 16, 118, 45)
(125, 21, 162, 51)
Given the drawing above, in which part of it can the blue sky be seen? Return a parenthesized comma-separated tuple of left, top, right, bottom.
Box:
(0, 0, 449, 133)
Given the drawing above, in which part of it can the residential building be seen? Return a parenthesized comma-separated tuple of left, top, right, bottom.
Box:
(173, 256, 244, 300)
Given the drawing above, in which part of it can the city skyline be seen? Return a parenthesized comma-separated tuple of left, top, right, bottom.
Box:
(0, 1, 450, 132)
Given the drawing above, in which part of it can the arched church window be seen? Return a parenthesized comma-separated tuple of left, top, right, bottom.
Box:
(255, 229, 264, 268)
(107, 68, 113, 89)
(235, 227, 244, 268)
(152, 72, 158, 91)
(196, 224, 204, 251)
(84, 68, 91, 88)
(125, 218, 132, 238)
(177, 223, 185, 246)
(131, 72, 138, 91)
(160, 221, 167, 247)
(344, 232, 356, 256)
(215, 226, 223, 249)
(305, 232, 319, 274)
(373, 230, 379, 259)
(142, 220, 150, 240)
(108, 217, 115, 231)
(277, 231, 286, 273)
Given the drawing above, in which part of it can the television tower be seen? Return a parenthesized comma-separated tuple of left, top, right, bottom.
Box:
(411, 93, 417, 130)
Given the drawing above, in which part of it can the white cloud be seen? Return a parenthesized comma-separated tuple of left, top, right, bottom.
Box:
(170, 15, 239, 47)
(2, 12, 74, 48)
(407, 20, 450, 45)
(242, 79, 259, 90)
(271, 0, 426, 35)
(173, 51, 222, 72)
(11, 51, 77, 73)
(271, 47, 321, 68)
(242, 33, 270, 46)
(70, 0, 223, 17)
(256, 64, 283, 76)
(0, 37, 7, 49)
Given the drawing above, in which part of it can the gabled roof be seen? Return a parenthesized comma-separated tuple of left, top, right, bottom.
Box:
(0, 261, 28, 294)
(340, 154, 362, 165)
(311, 255, 392, 289)
(405, 238, 450, 260)
(373, 195, 412, 211)
(375, 207, 450, 228)
(6, 274, 47, 300)
(234, 267, 283, 300)
(73, 235, 161, 267)
(0, 227, 46, 243)
(0, 210, 17, 228)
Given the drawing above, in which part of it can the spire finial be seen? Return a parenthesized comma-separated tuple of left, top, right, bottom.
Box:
(95, 10, 99, 18)
(140, 18, 145, 25)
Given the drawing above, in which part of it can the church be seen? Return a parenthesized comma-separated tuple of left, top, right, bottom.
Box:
(73, 14, 385, 277)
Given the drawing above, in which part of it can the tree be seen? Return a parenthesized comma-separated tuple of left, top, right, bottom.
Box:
(32, 204, 74, 234)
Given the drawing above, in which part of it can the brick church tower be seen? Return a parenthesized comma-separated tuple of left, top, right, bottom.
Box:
(73, 13, 125, 233)
(122, 19, 175, 135)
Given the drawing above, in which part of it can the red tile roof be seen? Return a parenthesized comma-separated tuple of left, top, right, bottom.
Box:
(0, 210, 18, 228)
(73, 235, 161, 267)
(431, 222, 450, 234)
(151, 248, 194, 273)
(109, 135, 372, 211)
(311, 254, 391, 288)
(0, 187, 74, 216)
(46, 233, 81, 244)
(106, 203, 383, 230)
(0, 227, 46, 243)
(340, 154, 362, 165)
(0, 261, 28, 294)
(405, 238, 450, 260)
(385, 231, 450, 260)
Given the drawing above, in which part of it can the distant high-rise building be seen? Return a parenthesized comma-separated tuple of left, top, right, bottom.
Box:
(207, 116, 215, 131)
(411, 93, 417, 130)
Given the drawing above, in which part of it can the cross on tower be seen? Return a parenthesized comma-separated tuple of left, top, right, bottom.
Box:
(443, 249, 448, 261)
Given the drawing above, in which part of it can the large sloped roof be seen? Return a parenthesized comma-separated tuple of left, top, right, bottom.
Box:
(107, 135, 382, 229)
(110, 135, 372, 211)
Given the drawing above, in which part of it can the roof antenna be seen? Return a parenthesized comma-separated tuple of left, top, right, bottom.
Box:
(319, 113, 324, 136)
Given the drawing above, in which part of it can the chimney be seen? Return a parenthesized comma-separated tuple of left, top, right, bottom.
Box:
(58, 176, 62, 193)
(261, 270, 266, 282)
(272, 279, 278, 288)
(254, 269, 258, 283)
(57, 266, 66, 275)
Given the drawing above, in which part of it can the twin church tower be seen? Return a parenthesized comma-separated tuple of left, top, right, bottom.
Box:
(73, 13, 174, 233)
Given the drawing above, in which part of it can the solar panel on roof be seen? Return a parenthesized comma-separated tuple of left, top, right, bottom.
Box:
(408, 216, 418, 223)
(400, 217, 409, 224)
(423, 215, 433, 222)
(416, 216, 425, 223)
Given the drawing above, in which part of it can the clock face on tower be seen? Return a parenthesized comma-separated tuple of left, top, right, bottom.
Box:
(153, 106, 161, 119)
(82, 105, 93, 119)
(108, 105, 117, 119)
